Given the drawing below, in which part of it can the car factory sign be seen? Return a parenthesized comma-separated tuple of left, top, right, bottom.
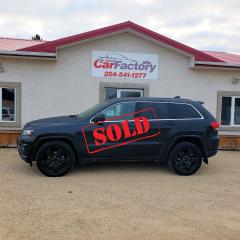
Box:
(92, 51, 158, 80)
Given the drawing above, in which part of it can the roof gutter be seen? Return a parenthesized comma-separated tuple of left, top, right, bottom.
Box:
(0, 50, 56, 59)
(195, 61, 240, 68)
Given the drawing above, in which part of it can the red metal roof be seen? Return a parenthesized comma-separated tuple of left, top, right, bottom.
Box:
(1, 21, 240, 67)
(0, 37, 47, 51)
(203, 51, 240, 65)
(17, 21, 222, 62)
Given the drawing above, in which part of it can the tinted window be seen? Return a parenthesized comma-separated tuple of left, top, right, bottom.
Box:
(234, 98, 240, 125)
(102, 102, 136, 120)
(2, 109, 8, 115)
(221, 97, 231, 125)
(105, 88, 117, 100)
(136, 102, 169, 119)
(168, 103, 201, 119)
(1, 88, 15, 122)
(120, 90, 143, 98)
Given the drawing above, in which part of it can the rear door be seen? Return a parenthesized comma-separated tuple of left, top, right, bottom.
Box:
(134, 101, 173, 158)
(167, 103, 204, 133)
(166, 103, 205, 149)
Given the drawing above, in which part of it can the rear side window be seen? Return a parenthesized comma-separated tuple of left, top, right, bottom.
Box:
(136, 102, 169, 119)
(168, 103, 202, 119)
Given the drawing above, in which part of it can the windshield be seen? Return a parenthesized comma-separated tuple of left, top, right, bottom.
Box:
(77, 102, 107, 118)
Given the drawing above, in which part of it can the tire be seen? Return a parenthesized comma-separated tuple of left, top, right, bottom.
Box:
(36, 140, 75, 177)
(168, 142, 202, 176)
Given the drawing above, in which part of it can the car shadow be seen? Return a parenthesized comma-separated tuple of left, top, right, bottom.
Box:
(70, 161, 170, 175)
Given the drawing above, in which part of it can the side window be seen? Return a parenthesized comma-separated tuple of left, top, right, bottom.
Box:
(136, 102, 169, 119)
(220, 96, 240, 126)
(168, 103, 202, 119)
(101, 102, 136, 120)
(1, 88, 15, 122)
(0, 83, 21, 128)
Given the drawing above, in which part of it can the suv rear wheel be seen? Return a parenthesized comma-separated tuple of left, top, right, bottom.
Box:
(168, 142, 202, 176)
(36, 140, 75, 177)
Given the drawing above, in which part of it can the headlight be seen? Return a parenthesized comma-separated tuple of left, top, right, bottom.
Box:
(22, 129, 34, 136)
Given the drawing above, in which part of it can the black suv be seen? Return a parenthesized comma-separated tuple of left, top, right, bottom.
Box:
(18, 97, 219, 177)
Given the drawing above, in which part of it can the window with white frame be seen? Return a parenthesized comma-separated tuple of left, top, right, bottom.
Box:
(0, 82, 20, 127)
(0, 87, 16, 122)
(221, 96, 240, 126)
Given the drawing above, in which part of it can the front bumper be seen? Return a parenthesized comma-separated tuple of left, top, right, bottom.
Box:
(17, 138, 34, 164)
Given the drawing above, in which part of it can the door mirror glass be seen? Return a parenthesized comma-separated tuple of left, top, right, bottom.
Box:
(92, 113, 105, 123)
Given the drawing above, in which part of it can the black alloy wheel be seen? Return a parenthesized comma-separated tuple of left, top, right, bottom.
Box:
(168, 142, 202, 176)
(36, 141, 75, 177)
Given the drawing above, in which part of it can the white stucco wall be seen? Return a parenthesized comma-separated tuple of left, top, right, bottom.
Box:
(0, 32, 240, 134)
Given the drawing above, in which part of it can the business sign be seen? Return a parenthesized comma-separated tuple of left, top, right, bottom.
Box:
(92, 51, 158, 80)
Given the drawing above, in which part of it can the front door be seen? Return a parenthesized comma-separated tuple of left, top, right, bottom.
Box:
(84, 102, 139, 159)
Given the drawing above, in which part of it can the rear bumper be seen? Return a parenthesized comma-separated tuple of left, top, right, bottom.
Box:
(17, 138, 34, 164)
(207, 150, 218, 158)
(206, 135, 220, 158)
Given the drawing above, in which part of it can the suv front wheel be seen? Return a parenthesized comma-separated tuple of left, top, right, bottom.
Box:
(168, 142, 202, 176)
(36, 140, 75, 177)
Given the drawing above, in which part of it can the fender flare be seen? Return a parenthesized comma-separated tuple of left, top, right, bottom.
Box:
(163, 135, 208, 162)
(32, 135, 81, 162)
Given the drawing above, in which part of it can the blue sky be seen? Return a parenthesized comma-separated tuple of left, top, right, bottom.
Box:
(0, 0, 239, 54)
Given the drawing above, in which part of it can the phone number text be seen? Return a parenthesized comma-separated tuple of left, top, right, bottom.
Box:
(104, 71, 147, 78)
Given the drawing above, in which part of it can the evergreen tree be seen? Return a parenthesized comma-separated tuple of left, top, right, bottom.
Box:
(32, 34, 42, 40)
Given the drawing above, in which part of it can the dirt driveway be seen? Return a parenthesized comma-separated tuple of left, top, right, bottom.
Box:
(0, 149, 239, 240)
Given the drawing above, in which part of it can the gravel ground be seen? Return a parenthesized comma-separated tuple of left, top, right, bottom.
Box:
(0, 149, 240, 240)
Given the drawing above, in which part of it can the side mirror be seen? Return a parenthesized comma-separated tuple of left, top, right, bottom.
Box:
(92, 113, 105, 123)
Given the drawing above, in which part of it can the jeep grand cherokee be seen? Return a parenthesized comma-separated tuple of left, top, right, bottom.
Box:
(18, 97, 219, 177)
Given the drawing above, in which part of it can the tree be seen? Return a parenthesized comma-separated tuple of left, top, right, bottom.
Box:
(32, 34, 42, 40)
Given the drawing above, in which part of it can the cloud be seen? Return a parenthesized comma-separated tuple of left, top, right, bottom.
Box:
(0, 0, 239, 54)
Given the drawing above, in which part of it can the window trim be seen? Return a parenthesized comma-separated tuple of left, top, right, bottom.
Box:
(217, 91, 240, 131)
(168, 102, 203, 120)
(116, 88, 144, 98)
(99, 82, 149, 102)
(0, 82, 21, 128)
(90, 101, 204, 123)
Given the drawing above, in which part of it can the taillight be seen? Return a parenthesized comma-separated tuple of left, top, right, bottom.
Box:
(211, 121, 220, 129)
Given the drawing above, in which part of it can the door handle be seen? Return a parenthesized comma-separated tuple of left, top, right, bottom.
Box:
(96, 121, 104, 126)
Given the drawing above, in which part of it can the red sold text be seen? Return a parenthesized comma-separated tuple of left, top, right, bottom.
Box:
(93, 116, 149, 146)
(82, 108, 160, 154)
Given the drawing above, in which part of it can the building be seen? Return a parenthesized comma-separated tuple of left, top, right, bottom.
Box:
(0, 21, 240, 149)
